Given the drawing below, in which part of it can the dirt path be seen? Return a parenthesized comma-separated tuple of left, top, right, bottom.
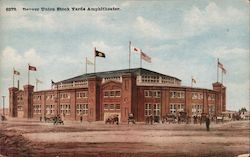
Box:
(0, 120, 249, 157)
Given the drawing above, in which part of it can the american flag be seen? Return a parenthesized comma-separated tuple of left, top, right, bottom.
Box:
(141, 52, 151, 63)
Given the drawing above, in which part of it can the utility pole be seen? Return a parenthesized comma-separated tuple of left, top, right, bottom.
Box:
(2, 96, 5, 116)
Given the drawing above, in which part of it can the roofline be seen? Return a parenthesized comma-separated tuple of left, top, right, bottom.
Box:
(55, 68, 181, 84)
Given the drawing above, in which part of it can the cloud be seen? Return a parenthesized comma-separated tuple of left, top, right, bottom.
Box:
(0, 47, 44, 68)
(1, 47, 23, 66)
(209, 47, 249, 60)
(183, 2, 245, 35)
(134, 16, 162, 38)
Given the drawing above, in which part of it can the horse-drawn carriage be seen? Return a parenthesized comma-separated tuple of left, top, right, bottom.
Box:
(105, 114, 119, 125)
(162, 113, 177, 124)
(45, 116, 64, 125)
(177, 111, 189, 124)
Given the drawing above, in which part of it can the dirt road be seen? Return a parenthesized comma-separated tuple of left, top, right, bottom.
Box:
(0, 119, 249, 157)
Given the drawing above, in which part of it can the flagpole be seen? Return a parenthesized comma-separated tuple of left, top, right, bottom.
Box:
(86, 57, 87, 74)
(28, 64, 30, 85)
(129, 41, 131, 70)
(13, 67, 15, 87)
(94, 47, 96, 73)
(217, 58, 219, 83)
(36, 79, 38, 91)
(221, 70, 223, 85)
(140, 49, 142, 68)
(191, 76, 193, 88)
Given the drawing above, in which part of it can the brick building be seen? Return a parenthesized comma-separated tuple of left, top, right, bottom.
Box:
(8, 68, 226, 122)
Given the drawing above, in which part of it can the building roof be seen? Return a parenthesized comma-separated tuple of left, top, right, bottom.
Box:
(56, 68, 181, 84)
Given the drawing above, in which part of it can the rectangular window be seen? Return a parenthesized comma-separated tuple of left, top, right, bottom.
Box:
(144, 90, 161, 98)
(144, 90, 149, 97)
(192, 104, 203, 116)
(192, 92, 203, 100)
(115, 104, 121, 110)
(153, 103, 160, 116)
(169, 103, 185, 114)
(33, 104, 41, 114)
(103, 90, 121, 98)
(104, 104, 109, 110)
(76, 104, 88, 115)
(145, 103, 152, 116)
(110, 104, 115, 110)
(60, 93, 70, 99)
(104, 91, 109, 97)
(115, 91, 121, 97)
(110, 91, 115, 97)
(60, 104, 71, 115)
(76, 91, 88, 99)
(208, 94, 215, 101)
(208, 104, 215, 115)
(170, 91, 185, 99)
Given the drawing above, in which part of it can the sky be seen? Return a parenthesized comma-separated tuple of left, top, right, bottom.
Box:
(0, 0, 249, 111)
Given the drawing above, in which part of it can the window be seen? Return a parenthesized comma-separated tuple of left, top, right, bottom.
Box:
(115, 104, 121, 110)
(115, 91, 121, 97)
(142, 75, 160, 83)
(110, 91, 115, 97)
(33, 95, 42, 101)
(110, 104, 115, 110)
(33, 104, 41, 114)
(192, 92, 203, 100)
(76, 91, 88, 99)
(144, 90, 161, 98)
(208, 104, 215, 115)
(208, 94, 215, 101)
(192, 104, 203, 116)
(17, 106, 23, 111)
(170, 91, 185, 98)
(60, 104, 71, 115)
(104, 91, 109, 97)
(104, 104, 109, 110)
(103, 90, 121, 98)
(60, 93, 70, 99)
(170, 104, 176, 114)
(45, 104, 55, 115)
(154, 104, 160, 116)
(169, 103, 184, 114)
(104, 104, 120, 111)
(76, 104, 88, 115)
(145, 103, 152, 116)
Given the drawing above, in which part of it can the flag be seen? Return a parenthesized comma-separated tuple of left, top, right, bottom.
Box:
(131, 46, 141, 53)
(86, 58, 94, 65)
(95, 49, 106, 58)
(14, 69, 20, 75)
(222, 67, 227, 74)
(218, 61, 223, 69)
(29, 65, 37, 71)
(36, 79, 43, 83)
(141, 52, 151, 63)
(192, 77, 196, 84)
(51, 80, 55, 84)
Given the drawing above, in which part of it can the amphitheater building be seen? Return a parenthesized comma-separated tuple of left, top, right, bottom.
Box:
(8, 68, 226, 122)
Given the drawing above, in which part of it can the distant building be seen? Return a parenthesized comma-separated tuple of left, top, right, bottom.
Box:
(9, 68, 226, 122)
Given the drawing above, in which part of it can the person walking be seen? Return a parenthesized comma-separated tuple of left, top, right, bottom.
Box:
(80, 116, 83, 123)
(205, 115, 210, 131)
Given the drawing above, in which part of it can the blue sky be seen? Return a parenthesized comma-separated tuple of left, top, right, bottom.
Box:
(0, 0, 249, 111)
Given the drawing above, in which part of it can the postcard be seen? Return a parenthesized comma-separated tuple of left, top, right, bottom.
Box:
(0, 0, 249, 157)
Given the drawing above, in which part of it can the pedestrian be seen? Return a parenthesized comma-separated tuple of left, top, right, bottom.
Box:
(115, 115, 119, 125)
(80, 116, 83, 123)
(205, 115, 210, 131)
